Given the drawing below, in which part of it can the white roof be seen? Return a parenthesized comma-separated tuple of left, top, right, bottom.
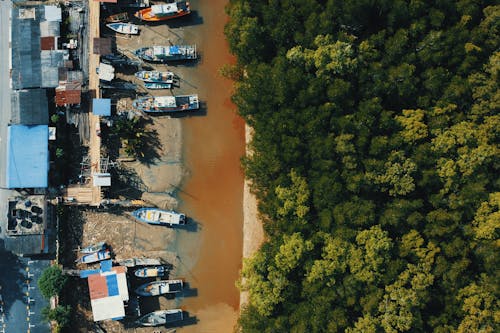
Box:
(91, 296, 125, 321)
(44, 6, 62, 22)
(93, 173, 111, 187)
(98, 63, 115, 82)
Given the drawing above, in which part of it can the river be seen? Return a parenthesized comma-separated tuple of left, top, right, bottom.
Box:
(175, 0, 245, 331)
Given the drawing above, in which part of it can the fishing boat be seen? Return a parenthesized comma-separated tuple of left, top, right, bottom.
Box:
(134, 266, 167, 278)
(132, 95, 199, 113)
(134, 1, 191, 22)
(117, 258, 162, 267)
(106, 22, 140, 35)
(80, 241, 107, 254)
(135, 279, 183, 296)
(135, 70, 175, 83)
(105, 12, 129, 23)
(77, 249, 111, 264)
(134, 45, 197, 62)
(131, 207, 187, 225)
(144, 82, 172, 89)
(136, 309, 183, 326)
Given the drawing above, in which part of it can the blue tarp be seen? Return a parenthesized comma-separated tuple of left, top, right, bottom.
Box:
(170, 45, 180, 54)
(92, 98, 111, 116)
(6, 125, 49, 188)
(106, 275, 119, 297)
(100, 259, 112, 272)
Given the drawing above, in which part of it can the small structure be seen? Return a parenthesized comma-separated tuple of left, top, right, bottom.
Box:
(5, 125, 49, 189)
(93, 37, 112, 55)
(80, 260, 129, 322)
(97, 63, 115, 82)
(92, 98, 112, 116)
(55, 81, 82, 106)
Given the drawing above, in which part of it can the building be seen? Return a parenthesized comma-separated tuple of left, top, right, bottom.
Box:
(80, 260, 130, 322)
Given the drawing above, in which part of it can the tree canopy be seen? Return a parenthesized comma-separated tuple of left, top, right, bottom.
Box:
(226, 1, 500, 332)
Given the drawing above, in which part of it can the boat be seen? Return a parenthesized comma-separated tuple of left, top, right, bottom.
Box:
(136, 309, 183, 326)
(105, 12, 129, 23)
(134, 266, 167, 278)
(77, 249, 111, 264)
(135, 70, 175, 83)
(106, 22, 140, 35)
(134, 45, 197, 62)
(134, 1, 191, 22)
(131, 207, 187, 225)
(80, 241, 106, 254)
(132, 95, 199, 113)
(144, 82, 172, 89)
(117, 258, 162, 267)
(135, 279, 183, 296)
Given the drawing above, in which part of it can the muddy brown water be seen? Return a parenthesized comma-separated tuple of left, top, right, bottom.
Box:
(174, 0, 245, 331)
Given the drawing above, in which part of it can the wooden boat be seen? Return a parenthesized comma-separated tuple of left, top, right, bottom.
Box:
(135, 70, 175, 83)
(136, 309, 183, 326)
(117, 258, 161, 267)
(105, 12, 129, 23)
(134, 45, 196, 62)
(144, 82, 172, 89)
(77, 249, 111, 264)
(106, 22, 139, 35)
(131, 208, 187, 225)
(134, 1, 190, 22)
(135, 279, 183, 296)
(80, 241, 106, 254)
(132, 95, 199, 113)
(134, 266, 167, 278)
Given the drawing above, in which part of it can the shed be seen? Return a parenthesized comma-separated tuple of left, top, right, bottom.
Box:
(55, 81, 82, 106)
(6, 125, 49, 188)
(93, 38, 112, 55)
(40, 36, 56, 50)
(44, 5, 62, 22)
(10, 89, 49, 125)
(92, 98, 111, 116)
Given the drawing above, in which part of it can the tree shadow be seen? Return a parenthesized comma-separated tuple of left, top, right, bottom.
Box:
(58, 207, 85, 268)
(109, 166, 149, 200)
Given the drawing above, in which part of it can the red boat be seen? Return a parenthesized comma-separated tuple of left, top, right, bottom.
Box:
(135, 1, 190, 22)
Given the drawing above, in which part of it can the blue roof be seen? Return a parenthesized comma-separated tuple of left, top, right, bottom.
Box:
(6, 125, 48, 188)
(92, 98, 111, 116)
(106, 275, 119, 297)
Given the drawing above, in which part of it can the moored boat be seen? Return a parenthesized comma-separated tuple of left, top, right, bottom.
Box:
(131, 207, 187, 225)
(134, 45, 197, 62)
(80, 241, 107, 254)
(132, 95, 199, 113)
(135, 1, 191, 22)
(105, 12, 129, 23)
(135, 279, 183, 296)
(135, 70, 175, 83)
(117, 258, 162, 267)
(77, 249, 111, 264)
(144, 82, 172, 89)
(106, 22, 140, 35)
(134, 266, 167, 278)
(136, 309, 183, 326)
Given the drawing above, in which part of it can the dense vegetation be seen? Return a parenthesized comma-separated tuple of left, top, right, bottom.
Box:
(225, 1, 499, 332)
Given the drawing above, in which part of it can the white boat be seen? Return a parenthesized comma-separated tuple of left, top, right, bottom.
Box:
(131, 208, 187, 225)
(132, 95, 199, 113)
(136, 309, 183, 326)
(135, 279, 183, 296)
(134, 266, 167, 278)
(80, 241, 107, 254)
(106, 22, 140, 35)
(135, 70, 175, 83)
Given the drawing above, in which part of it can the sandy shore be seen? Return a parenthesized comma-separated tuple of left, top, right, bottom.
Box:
(240, 124, 265, 307)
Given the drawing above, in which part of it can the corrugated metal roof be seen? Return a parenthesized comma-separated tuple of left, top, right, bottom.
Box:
(40, 36, 55, 50)
(44, 5, 62, 22)
(6, 125, 49, 188)
(93, 38, 112, 55)
(55, 81, 82, 106)
(92, 99, 111, 116)
(40, 20, 60, 37)
(88, 275, 108, 300)
(10, 89, 49, 125)
(41, 50, 67, 87)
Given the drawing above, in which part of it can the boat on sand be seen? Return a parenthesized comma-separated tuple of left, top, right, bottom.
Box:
(131, 207, 187, 225)
(134, 279, 183, 296)
(106, 22, 139, 35)
(136, 309, 183, 326)
(105, 12, 129, 23)
(134, 266, 167, 278)
(80, 241, 107, 254)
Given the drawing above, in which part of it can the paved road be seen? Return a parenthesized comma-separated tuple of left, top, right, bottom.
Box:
(0, 250, 50, 333)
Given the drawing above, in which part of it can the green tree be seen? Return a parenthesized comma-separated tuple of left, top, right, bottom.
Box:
(38, 266, 67, 299)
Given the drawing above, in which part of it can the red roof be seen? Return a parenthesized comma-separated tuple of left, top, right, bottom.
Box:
(88, 275, 108, 300)
(41, 37, 55, 50)
(55, 82, 82, 106)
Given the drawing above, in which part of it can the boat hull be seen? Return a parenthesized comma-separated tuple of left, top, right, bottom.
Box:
(136, 309, 183, 326)
(134, 266, 166, 278)
(131, 208, 187, 225)
(134, 8, 190, 21)
(134, 279, 183, 296)
(134, 45, 197, 63)
(106, 23, 139, 35)
(132, 95, 199, 113)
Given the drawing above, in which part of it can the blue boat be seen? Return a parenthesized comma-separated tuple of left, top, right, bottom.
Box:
(134, 45, 197, 62)
(132, 208, 187, 226)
